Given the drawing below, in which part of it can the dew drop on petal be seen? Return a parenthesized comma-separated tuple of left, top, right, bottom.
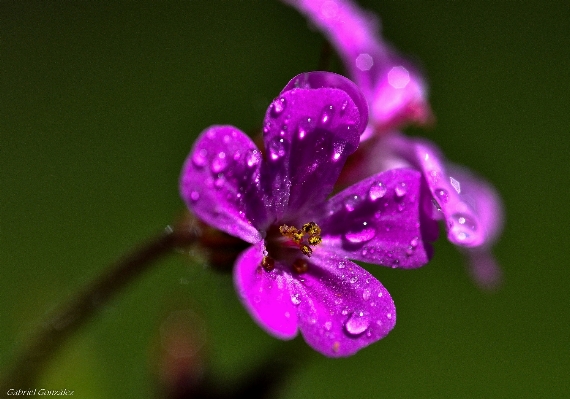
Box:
(435, 188, 449, 204)
(362, 289, 371, 300)
(450, 176, 461, 193)
(320, 105, 334, 125)
(332, 142, 345, 161)
(246, 149, 260, 167)
(192, 148, 207, 168)
(386, 313, 392, 319)
(345, 313, 370, 336)
(324, 321, 332, 331)
(395, 182, 408, 197)
(368, 181, 387, 201)
(344, 195, 360, 211)
(211, 152, 228, 173)
(410, 236, 419, 248)
(270, 97, 286, 117)
(338, 260, 346, 269)
(268, 138, 285, 160)
(344, 226, 376, 244)
(190, 191, 199, 202)
(290, 293, 301, 306)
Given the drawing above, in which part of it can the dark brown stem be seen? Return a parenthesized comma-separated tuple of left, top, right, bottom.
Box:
(1, 220, 199, 391)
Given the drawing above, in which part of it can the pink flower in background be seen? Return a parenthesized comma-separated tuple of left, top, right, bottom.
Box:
(285, 0, 504, 288)
(180, 72, 431, 356)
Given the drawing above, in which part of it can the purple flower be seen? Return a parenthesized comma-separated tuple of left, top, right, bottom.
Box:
(285, 0, 504, 289)
(180, 72, 431, 356)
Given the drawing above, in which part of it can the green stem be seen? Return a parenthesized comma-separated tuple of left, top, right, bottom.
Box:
(1, 222, 198, 390)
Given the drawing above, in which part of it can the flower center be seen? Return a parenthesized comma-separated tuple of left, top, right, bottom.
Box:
(261, 221, 323, 274)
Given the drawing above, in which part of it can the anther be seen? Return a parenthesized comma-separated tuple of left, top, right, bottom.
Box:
(300, 245, 312, 257)
(308, 236, 322, 246)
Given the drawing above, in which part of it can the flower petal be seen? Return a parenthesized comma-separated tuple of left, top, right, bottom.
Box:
(318, 168, 431, 268)
(180, 126, 268, 243)
(413, 140, 503, 248)
(281, 71, 369, 134)
(284, 0, 431, 131)
(293, 252, 395, 357)
(234, 243, 299, 339)
(261, 81, 364, 221)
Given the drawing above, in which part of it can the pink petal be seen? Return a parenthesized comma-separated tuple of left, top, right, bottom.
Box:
(262, 82, 365, 221)
(319, 168, 432, 268)
(180, 126, 268, 244)
(294, 251, 396, 357)
(233, 243, 299, 339)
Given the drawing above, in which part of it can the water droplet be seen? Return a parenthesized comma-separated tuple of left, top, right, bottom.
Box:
(320, 105, 334, 125)
(190, 191, 199, 202)
(435, 188, 449, 203)
(211, 152, 228, 173)
(454, 213, 477, 231)
(406, 246, 413, 256)
(368, 181, 387, 200)
(450, 176, 461, 193)
(395, 182, 408, 197)
(297, 117, 312, 139)
(362, 289, 371, 300)
(344, 195, 360, 211)
(192, 148, 207, 168)
(223, 135, 231, 143)
(340, 100, 348, 114)
(377, 292, 383, 298)
(246, 149, 260, 167)
(324, 321, 332, 331)
(341, 308, 349, 316)
(214, 174, 225, 189)
(344, 225, 376, 243)
(349, 276, 358, 284)
(345, 313, 370, 336)
(338, 261, 346, 269)
(410, 237, 419, 247)
(268, 138, 285, 160)
(270, 97, 286, 117)
(332, 142, 345, 161)
(386, 313, 392, 319)
(290, 293, 301, 306)
(233, 151, 241, 161)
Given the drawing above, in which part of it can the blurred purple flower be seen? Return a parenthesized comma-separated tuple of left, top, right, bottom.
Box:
(180, 72, 431, 356)
(285, 0, 504, 289)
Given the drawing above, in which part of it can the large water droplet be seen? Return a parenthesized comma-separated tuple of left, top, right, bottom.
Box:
(345, 312, 370, 336)
(395, 182, 408, 197)
(246, 149, 260, 167)
(338, 260, 346, 269)
(270, 97, 286, 117)
(211, 152, 228, 173)
(290, 293, 301, 306)
(190, 191, 200, 202)
(368, 181, 387, 200)
(410, 236, 419, 247)
(344, 224, 376, 244)
(324, 321, 332, 331)
(435, 188, 449, 204)
(344, 195, 360, 211)
(268, 138, 285, 160)
(192, 148, 207, 168)
(362, 289, 371, 300)
(320, 105, 334, 125)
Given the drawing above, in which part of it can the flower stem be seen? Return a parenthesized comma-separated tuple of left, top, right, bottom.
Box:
(1, 220, 199, 390)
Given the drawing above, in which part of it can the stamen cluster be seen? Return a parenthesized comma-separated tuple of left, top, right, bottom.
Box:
(279, 222, 323, 257)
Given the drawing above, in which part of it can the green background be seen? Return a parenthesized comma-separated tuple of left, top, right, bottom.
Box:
(2, 1, 569, 397)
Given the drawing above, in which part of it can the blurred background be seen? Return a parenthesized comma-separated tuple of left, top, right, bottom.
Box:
(1, 0, 569, 397)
